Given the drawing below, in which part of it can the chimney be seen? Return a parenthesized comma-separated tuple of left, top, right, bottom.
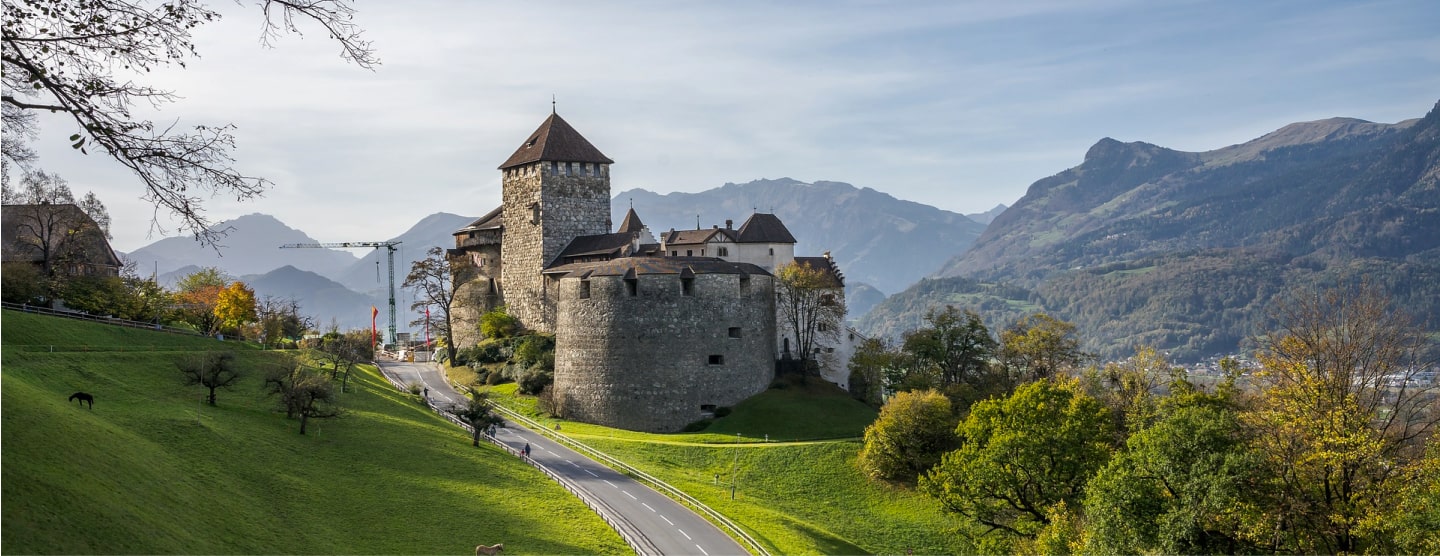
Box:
(712, 224, 718, 229)
(725, 219, 733, 229)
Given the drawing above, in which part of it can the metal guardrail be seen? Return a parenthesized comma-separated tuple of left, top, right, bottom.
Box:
(373, 363, 661, 556)
(488, 404, 772, 556)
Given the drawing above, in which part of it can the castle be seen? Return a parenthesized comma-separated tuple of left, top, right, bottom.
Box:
(450, 111, 857, 432)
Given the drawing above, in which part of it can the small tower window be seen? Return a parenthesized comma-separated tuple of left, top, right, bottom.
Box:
(681, 277, 694, 296)
(708, 355, 724, 365)
(739, 274, 750, 291)
(686, 250, 693, 256)
(769, 248, 775, 256)
(625, 277, 638, 296)
(549, 161, 557, 175)
(717, 247, 728, 257)
(670, 251, 677, 256)
(579, 280, 591, 299)
(530, 203, 541, 225)
(821, 293, 836, 306)
(728, 327, 742, 339)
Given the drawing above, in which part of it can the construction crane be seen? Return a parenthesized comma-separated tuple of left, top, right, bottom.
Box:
(279, 241, 402, 346)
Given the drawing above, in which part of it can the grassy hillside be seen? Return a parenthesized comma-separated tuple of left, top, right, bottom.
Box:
(479, 379, 972, 555)
(1, 310, 627, 554)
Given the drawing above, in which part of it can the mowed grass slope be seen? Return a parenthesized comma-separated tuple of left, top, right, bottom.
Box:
(480, 378, 972, 555)
(2, 311, 628, 554)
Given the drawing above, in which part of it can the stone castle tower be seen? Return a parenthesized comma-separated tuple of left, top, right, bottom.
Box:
(497, 111, 614, 331)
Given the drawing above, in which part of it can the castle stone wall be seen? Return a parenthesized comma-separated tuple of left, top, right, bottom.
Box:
(554, 270, 776, 432)
(501, 162, 610, 332)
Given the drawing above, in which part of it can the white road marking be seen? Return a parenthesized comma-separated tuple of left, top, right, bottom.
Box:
(679, 529, 692, 541)
(604, 480, 617, 488)
(660, 515, 674, 526)
(696, 545, 710, 556)
(642, 503, 656, 512)
(623, 490, 637, 500)
(585, 469, 598, 477)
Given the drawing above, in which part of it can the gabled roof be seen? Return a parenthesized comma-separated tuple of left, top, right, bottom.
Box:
(735, 213, 797, 244)
(1, 203, 122, 269)
(548, 232, 636, 267)
(454, 205, 503, 235)
(616, 207, 645, 233)
(662, 227, 736, 246)
(499, 112, 614, 170)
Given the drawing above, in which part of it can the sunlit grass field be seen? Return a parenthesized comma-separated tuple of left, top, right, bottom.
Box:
(1, 310, 628, 554)
(474, 375, 975, 554)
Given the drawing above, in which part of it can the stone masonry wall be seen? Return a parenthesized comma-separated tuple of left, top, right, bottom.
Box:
(500, 162, 610, 333)
(554, 271, 777, 432)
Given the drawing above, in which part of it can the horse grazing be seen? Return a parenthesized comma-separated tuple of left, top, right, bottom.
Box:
(68, 392, 94, 409)
(475, 543, 504, 555)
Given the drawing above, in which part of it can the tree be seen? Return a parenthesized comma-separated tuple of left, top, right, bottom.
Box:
(998, 313, 1088, 382)
(1082, 389, 1264, 555)
(405, 246, 459, 363)
(848, 337, 902, 407)
(213, 281, 257, 334)
(2, 171, 113, 282)
(1082, 344, 1184, 436)
(857, 389, 958, 483)
(2, 0, 376, 242)
(454, 389, 505, 447)
(774, 261, 845, 372)
(902, 306, 996, 388)
(177, 351, 242, 406)
(264, 360, 339, 435)
(1243, 283, 1438, 553)
(253, 295, 310, 348)
(315, 329, 369, 392)
(920, 378, 1114, 540)
(173, 267, 228, 334)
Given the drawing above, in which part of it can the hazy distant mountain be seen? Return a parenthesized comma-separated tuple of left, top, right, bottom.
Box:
(845, 282, 887, 323)
(125, 213, 357, 278)
(333, 212, 477, 294)
(861, 102, 1440, 361)
(614, 178, 985, 295)
(242, 265, 381, 332)
(965, 204, 1008, 225)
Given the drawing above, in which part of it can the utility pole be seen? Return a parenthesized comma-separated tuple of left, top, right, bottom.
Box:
(279, 241, 402, 345)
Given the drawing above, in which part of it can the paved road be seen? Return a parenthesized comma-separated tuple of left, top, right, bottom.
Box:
(379, 361, 750, 556)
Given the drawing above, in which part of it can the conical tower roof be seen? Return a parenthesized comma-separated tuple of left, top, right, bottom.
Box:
(616, 207, 646, 233)
(499, 112, 614, 169)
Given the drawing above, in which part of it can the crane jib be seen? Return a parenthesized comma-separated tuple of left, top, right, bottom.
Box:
(278, 241, 402, 346)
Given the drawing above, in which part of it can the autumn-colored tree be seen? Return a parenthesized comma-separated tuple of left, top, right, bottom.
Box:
(1243, 283, 1438, 553)
(857, 389, 958, 483)
(775, 260, 845, 373)
(998, 313, 1089, 382)
(173, 267, 228, 334)
(213, 281, 257, 334)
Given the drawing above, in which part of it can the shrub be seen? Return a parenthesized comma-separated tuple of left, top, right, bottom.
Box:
(518, 366, 553, 395)
(480, 306, 521, 339)
(514, 334, 555, 368)
(857, 389, 958, 484)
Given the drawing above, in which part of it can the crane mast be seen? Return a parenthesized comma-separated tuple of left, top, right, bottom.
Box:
(279, 241, 402, 346)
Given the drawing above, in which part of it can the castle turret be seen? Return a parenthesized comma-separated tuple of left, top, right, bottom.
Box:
(499, 111, 614, 331)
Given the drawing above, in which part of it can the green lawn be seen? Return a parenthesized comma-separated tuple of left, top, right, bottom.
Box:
(477, 377, 974, 555)
(1, 311, 628, 554)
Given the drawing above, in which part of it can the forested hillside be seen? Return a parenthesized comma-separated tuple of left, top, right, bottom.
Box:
(861, 101, 1440, 361)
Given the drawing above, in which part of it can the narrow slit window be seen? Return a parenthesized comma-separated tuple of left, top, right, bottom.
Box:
(681, 277, 694, 296)
(625, 278, 638, 296)
(708, 355, 724, 365)
(579, 280, 591, 299)
(728, 327, 742, 339)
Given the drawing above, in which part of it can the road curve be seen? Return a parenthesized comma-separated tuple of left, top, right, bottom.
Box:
(378, 360, 750, 556)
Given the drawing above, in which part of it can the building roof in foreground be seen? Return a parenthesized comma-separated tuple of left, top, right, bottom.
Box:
(499, 112, 614, 170)
(454, 205, 503, 235)
(544, 256, 771, 278)
(735, 213, 797, 244)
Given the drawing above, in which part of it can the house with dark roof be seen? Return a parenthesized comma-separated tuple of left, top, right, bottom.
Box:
(2, 203, 122, 280)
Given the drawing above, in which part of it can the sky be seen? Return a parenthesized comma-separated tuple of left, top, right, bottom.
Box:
(19, 0, 1440, 253)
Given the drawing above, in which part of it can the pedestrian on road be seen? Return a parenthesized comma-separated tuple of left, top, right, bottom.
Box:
(423, 386, 429, 399)
(523, 443, 531, 457)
